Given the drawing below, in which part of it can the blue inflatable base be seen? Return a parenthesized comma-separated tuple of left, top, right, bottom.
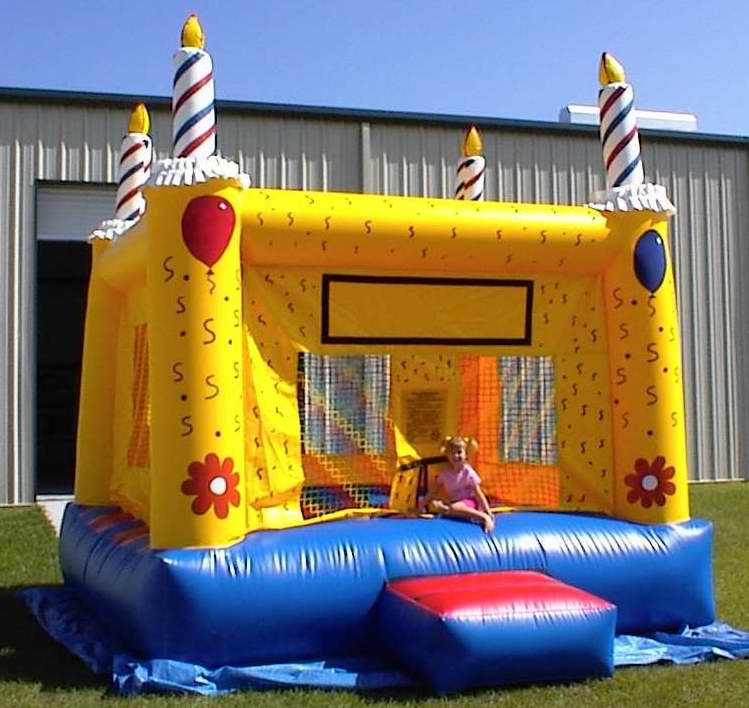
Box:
(59, 504, 716, 669)
(52, 503, 726, 692)
(20, 586, 749, 696)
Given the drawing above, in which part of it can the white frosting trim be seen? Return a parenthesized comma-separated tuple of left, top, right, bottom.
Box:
(587, 183, 676, 215)
(88, 217, 139, 241)
(147, 155, 251, 188)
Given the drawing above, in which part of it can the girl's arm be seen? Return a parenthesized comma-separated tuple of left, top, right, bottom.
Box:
(474, 483, 493, 516)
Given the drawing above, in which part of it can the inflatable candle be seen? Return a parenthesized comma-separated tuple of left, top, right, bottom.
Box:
(598, 53, 644, 190)
(588, 53, 674, 213)
(172, 14, 216, 159)
(115, 103, 153, 221)
(455, 125, 486, 201)
(89, 103, 153, 240)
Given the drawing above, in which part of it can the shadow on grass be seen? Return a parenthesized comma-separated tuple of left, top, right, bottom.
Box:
(0, 585, 108, 692)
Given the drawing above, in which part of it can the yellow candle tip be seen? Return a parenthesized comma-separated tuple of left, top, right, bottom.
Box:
(128, 103, 150, 134)
(181, 14, 205, 49)
(599, 52, 626, 86)
(462, 125, 483, 156)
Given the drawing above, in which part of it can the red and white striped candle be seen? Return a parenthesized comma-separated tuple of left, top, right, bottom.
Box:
(455, 125, 485, 201)
(115, 103, 153, 221)
(172, 15, 216, 160)
(598, 53, 644, 190)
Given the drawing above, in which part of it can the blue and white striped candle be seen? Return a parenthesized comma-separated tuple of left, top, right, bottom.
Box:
(114, 104, 152, 221)
(172, 15, 216, 160)
(598, 53, 644, 190)
(455, 125, 486, 201)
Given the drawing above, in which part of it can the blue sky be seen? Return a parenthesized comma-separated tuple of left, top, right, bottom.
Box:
(1, 1, 745, 136)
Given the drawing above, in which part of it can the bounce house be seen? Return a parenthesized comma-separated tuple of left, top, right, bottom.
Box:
(27, 17, 749, 695)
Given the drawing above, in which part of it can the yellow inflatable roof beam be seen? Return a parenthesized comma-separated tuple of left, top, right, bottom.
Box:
(181, 14, 205, 49)
(599, 52, 626, 86)
(462, 125, 483, 157)
(128, 103, 150, 135)
(239, 188, 614, 275)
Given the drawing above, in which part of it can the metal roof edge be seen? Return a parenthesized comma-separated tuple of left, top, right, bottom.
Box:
(1, 86, 748, 147)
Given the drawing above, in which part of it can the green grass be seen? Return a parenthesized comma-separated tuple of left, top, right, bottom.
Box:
(1, 484, 748, 707)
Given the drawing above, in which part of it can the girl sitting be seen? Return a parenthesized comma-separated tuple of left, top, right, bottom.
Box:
(423, 436, 495, 533)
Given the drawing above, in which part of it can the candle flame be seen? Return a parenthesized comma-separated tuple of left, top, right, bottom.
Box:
(599, 52, 626, 86)
(181, 14, 205, 49)
(462, 125, 483, 157)
(128, 103, 150, 134)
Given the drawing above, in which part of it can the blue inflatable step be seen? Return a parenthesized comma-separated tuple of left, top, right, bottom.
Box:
(376, 570, 617, 694)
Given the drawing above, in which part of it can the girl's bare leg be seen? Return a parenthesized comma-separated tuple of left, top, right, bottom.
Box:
(426, 499, 450, 514)
(446, 501, 495, 533)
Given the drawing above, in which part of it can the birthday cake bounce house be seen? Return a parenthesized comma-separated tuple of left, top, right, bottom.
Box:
(25, 16, 749, 696)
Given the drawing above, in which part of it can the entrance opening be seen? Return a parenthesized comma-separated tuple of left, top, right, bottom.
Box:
(36, 240, 90, 494)
(35, 181, 115, 495)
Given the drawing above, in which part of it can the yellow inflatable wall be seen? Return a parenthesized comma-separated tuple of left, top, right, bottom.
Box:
(76, 180, 689, 548)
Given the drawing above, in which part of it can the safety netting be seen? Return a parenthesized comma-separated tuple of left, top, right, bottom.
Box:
(127, 324, 150, 469)
(294, 352, 560, 518)
(296, 353, 395, 518)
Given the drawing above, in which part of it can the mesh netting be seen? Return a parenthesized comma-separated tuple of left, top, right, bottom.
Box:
(297, 353, 395, 518)
(127, 324, 150, 468)
(499, 356, 557, 465)
(459, 355, 559, 507)
(296, 352, 560, 517)
(298, 354, 390, 455)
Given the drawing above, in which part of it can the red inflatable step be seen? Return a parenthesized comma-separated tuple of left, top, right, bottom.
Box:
(378, 570, 617, 693)
(389, 570, 613, 618)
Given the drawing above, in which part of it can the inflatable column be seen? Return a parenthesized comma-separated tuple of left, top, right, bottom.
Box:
(145, 178, 247, 548)
(146, 16, 247, 548)
(76, 104, 154, 505)
(604, 214, 689, 523)
(75, 240, 122, 504)
(455, 125, 486, 201)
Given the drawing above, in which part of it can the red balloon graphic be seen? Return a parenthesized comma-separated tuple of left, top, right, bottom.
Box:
(181, 196, 236, 268)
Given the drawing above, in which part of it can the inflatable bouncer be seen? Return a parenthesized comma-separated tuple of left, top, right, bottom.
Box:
(26, 17, 749, 695)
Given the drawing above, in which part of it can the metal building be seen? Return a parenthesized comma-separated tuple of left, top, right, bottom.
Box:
(1, 87, 747, 503)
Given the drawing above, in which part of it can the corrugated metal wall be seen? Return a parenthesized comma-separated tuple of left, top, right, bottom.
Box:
(651, 143, 749, 482)
(0, 92, 747, 502)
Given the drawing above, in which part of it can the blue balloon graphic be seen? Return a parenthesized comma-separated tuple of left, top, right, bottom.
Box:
(633, 230, 667, 293)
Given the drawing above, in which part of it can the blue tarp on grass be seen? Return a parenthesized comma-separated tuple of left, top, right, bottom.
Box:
(19, 586, 749, 696)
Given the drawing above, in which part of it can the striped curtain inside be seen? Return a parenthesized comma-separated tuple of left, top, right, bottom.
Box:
(499, 356, 557, 465)
(298, 354, 390, 455)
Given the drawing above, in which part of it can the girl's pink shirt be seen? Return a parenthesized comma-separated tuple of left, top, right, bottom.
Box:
(436, 464, 481, 502)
